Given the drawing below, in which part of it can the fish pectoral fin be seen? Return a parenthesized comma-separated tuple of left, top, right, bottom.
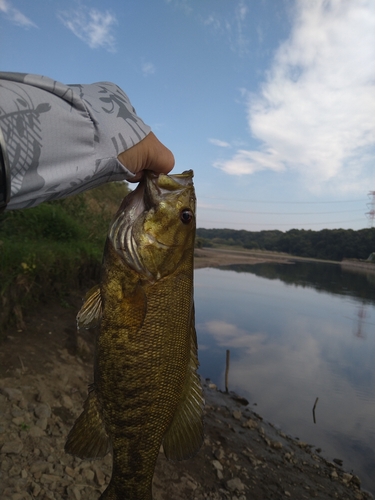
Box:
(163, 325, 204, 461)
(77, 285, 102, 330)
(65, 388, 109, 459)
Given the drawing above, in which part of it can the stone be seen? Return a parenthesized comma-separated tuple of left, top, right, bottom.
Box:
(212, 460, 223, 471)
(330, 470, 338, 480)
(61, 395, 73, 409)
(1, 440, 23, 454)
(36, 417, 48, 430)
(243, 418, 257, 429)
(93, 465, 106, 486)
(271, 441, 283, 449)
(0, 388, 23, 401)
(226, 477, 245, 492)
(28, 426, 45, 437)
(34, 403, 51, 419)
(341, 472, 353, 485)
(82, 469, 95, 482)
(8, 465, 21, 477)
(214, 447, 225, 460)
(232, 410, 242, 420)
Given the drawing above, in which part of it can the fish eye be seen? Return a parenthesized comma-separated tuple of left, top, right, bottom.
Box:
(180, 209, 193, 224)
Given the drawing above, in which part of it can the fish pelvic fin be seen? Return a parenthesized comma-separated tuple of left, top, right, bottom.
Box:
(65, 388, 109, 459)
(163, 319, 204, 461)
(77, 285, 102, 330)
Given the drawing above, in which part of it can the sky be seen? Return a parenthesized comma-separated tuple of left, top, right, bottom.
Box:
(1, 0, 374, 232)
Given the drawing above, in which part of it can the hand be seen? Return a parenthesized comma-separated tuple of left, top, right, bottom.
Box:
(117, 132, 175, 182)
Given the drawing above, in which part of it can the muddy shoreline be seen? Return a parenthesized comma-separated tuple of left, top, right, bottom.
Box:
(0, 248, 373, 499)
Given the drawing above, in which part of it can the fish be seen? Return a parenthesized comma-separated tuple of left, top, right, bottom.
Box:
(65, 170, 204, 500)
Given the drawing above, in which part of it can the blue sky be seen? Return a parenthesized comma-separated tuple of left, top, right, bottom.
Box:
(1, 0, 374, 231)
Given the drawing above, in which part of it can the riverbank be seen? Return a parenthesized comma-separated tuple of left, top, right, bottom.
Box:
(195, 247, 375, 275)
(0, 250, 374, 499)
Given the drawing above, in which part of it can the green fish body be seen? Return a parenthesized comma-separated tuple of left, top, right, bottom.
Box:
(65, 170, 204, 499)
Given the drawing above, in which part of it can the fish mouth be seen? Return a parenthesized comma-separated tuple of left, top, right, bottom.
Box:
(109, 170, 194, 278)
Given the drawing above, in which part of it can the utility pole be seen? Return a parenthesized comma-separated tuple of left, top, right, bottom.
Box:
(366, 191, 375, 227)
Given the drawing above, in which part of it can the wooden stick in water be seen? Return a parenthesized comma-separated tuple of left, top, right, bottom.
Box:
(313, 397, 319, 424)
(225, 349, 230, 394)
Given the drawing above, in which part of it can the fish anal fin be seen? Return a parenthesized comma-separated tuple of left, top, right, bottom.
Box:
(163, 322, 204, 461)
(77, 285, 102, 330)
(65, 388, 109, 459)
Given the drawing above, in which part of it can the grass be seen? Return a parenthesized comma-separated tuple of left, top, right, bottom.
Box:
(0, 182, 130, 336)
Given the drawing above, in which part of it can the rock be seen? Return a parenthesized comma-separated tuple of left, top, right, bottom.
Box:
(1, 440, 23, 454)
(8, 464, 21, 477)
(271, 440, 283, 450)
(242, 418, 258, 429)
(212, 460, 223, 471)
(93, 465, 106, 486)
(82, 468, 95, 482)
(230, 393, 249, 406)
(226, 477, 245, 492)
(0, 387, 23, 401)
(330, 470, 339, 480)
(333, 458, 343, 466)
(351, 475, 361, 488)
(28, 425, 45, 437)
(61, 394, 73, 409)
(232, 410, 242, 420)
(342, 472, 353, 483)
(214, 447, 225, 460)
(30, 461, 49, 474)
(34, 403, 51, 419)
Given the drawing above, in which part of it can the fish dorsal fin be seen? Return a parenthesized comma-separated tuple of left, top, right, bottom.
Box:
(65, 388, 109, 458)
(163, 319, 204, 461)
(77, 285, 102, 330)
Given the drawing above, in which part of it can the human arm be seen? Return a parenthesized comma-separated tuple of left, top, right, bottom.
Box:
(0, 72, 174, 211)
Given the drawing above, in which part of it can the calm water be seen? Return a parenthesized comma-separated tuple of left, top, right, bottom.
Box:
(194, 262, 375, 495)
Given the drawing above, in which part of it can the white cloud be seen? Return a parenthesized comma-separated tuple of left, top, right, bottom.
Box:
(201, 1, 250, 56)
(0, 0, 37, 28)
(209, 138, 231, 148)
(142, 62, 156, 77)
(201, 320, 266, 352)
(217, 0, 375, 193)
(59, 7, 117, 52)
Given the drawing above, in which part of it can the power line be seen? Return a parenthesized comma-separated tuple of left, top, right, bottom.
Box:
(198, 218, 366, 227)
(198, 196, 365, 205)
(198, 207, 364, 216)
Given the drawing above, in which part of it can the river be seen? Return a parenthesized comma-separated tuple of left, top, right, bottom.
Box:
(194, 261, 375, 495)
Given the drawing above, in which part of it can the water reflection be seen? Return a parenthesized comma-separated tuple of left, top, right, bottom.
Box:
(220, 261, 375, 305)
(195, 264, 375, 495)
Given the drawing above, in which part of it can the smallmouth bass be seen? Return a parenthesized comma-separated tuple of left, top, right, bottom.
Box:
(65, 170, 204, 499)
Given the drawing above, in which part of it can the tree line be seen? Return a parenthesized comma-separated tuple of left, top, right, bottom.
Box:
(196, 227, 375, 262)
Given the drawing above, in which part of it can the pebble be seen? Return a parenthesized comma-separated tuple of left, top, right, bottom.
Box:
(232, 410, 242, 420)
(226, 477, 245, 492)
(1, 440, 24, 455)
(0, 388, 23, 402)
(34, 403, 51, 419)
(212, 460, 223, 471)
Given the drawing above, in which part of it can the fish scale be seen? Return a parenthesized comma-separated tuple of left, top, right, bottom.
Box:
(65, 170, 204, 500)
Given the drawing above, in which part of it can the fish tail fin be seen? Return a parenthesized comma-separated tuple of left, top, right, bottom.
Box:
(65, 388, 109, 459)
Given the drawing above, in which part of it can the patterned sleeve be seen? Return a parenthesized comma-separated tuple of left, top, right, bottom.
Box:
(0, 72, 151, 210)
